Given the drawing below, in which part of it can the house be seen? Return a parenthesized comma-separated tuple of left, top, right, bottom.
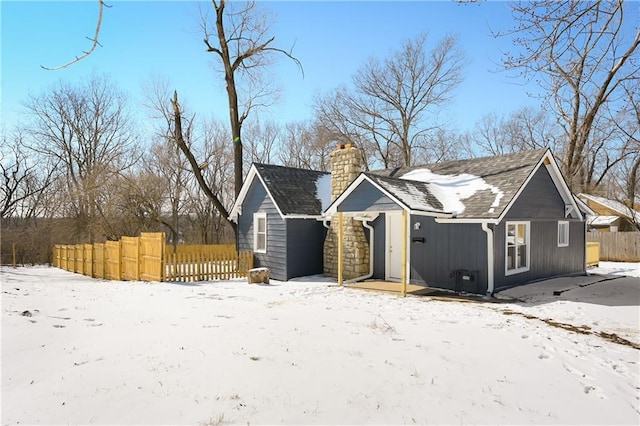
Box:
(232, 146, 588, 295)
(229, 163, 331, 281)
(578, 193, 640, 232)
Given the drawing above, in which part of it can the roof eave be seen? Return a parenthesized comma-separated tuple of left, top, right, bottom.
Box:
(228, 164, 285, 222)
(228, 164, 259, 223)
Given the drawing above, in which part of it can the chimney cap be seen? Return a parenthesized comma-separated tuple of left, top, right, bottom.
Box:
(336, 142, 354, 150)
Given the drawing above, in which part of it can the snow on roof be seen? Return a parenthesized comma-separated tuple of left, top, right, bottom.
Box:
(580, 193, 640, 223)
(401, 169, 504, 215)
(315, 174, 332, 212)
(365, 174, 444, 213)
(588, 215, 619, 226)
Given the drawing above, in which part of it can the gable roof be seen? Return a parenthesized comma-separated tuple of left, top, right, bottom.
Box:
(578, 193, 640, 224)
(229, 163, 330, 221)
(364, 173, 446, 213)
(588, 215, 620, 226)
(327, 148, 582, 222)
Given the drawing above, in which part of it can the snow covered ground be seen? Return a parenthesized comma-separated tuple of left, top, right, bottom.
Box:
(1, 262, 639, 425)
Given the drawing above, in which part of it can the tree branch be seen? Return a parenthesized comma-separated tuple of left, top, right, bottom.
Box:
(41, 0, 108, 71)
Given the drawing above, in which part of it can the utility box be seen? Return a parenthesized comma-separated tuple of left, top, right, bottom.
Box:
(451, 269, 479, 294)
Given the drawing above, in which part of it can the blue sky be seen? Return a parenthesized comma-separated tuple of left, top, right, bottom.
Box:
(2, 0, 627, 136)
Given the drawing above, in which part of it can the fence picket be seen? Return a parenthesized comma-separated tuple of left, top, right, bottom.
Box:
(53, 234, 252, 283)
(93, 243, 105, 279)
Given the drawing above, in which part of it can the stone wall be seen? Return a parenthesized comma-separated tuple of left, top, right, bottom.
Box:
(323, 145, 370, 279)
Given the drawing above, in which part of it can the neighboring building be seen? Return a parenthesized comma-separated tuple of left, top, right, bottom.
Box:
(229, 163, 330, 281)
(578, 193, 640, 232)
(231, 146, 588, 295)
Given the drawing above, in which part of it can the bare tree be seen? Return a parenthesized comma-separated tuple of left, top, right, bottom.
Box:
(315, 33, 466, 168)
(619, 80, 640, 207)
(201, 0, 302, 198)
(0, 131, 58, 219)
(415, 128, 467, 164)
(143, 76, 237, 241)
(25, 74, 138, 242)
(243, 119, 281, 169)
(472, 106, 561, 156)
(170, 91, 237, 238)
(605, 78, 640, 213)
(187, 117, 236, 243)
(278, 121, 334, 171)
(500, 0, 640, 191)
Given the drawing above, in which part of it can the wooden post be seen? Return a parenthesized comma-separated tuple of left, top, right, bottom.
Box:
(338, 212, 343, 286)
(12, 243, 16, 268)
(401, 210, 408, 297)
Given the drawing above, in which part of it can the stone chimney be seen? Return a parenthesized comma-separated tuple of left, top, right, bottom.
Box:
(323, 143, 370, 279)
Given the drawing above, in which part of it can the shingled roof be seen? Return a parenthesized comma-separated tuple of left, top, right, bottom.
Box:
(362, 148, 557, 219)
(363, 173, 446, 213)
(233, 149, 580, 223)
(252, 163, 330, 216)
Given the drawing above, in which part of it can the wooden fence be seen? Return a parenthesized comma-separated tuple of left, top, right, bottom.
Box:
(165, 244, 236, 256)
(586, 242, 599, 267)
(586, 232, 640, 262)
(165, 251, 254, 282)
(53, 232, 253, 282)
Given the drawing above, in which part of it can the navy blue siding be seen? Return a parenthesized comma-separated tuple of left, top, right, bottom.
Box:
(409, 216, 488, 293)
(338, 180, 402, 212)
(237, 179, 287, 281)
(492, 166, 587, 290)
(285, 219, 326, 280)
(493, 219, 586, 290)
(507, 167, 565, 218)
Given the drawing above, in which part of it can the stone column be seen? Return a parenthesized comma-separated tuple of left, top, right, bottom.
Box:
(323, 144, 370, 279)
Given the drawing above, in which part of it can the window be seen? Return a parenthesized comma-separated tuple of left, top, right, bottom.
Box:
(558, 221, 569, 247)
(506, 221, 529, 275)
(254, 213, 267, 253)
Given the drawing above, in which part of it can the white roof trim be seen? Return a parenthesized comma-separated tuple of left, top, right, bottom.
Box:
(496, 149, 583, 223)
(409, 210, 454, 218)
(324, 173, 451, 218)
(283, 214, 323, 219)
(588, 215, 619, 226)
(324, 173, 410, 216)
(435, 217, 499, 224)
(574, 195, 597, 216)
(228, 164, 285, 222)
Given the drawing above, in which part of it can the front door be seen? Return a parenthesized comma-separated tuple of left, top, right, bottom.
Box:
(386, 211, 403, 281)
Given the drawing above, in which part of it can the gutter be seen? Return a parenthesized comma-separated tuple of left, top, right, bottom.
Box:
(435, 217, 498, 224)
(344, 215, 376, 284)
(284, 214, 324, 220)
(481, 222, 495, 296)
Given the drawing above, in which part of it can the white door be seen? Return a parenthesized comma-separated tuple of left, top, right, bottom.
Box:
(386, 211, 404, 281)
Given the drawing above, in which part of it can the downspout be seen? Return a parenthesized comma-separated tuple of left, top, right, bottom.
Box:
(344, 217, 375, 284)
(481, 222, 495, 296)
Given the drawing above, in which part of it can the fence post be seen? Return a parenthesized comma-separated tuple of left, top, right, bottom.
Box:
(13, 243, 17, 268)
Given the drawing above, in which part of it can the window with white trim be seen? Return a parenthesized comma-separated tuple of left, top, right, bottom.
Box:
(254, 212, 267, 253)
(506, 221, 530, 275)
(558, 221, 569, 247)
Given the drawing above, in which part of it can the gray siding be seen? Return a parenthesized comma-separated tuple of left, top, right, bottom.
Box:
(285, 219, 325, 280)
(338, 180, 402, 212)
(409, 216, 488, 294)
(494, 166, 586, 290)
(507, 166, 565, 219)
(237, 179, 287, 281)
(493, 219, 586, 290)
